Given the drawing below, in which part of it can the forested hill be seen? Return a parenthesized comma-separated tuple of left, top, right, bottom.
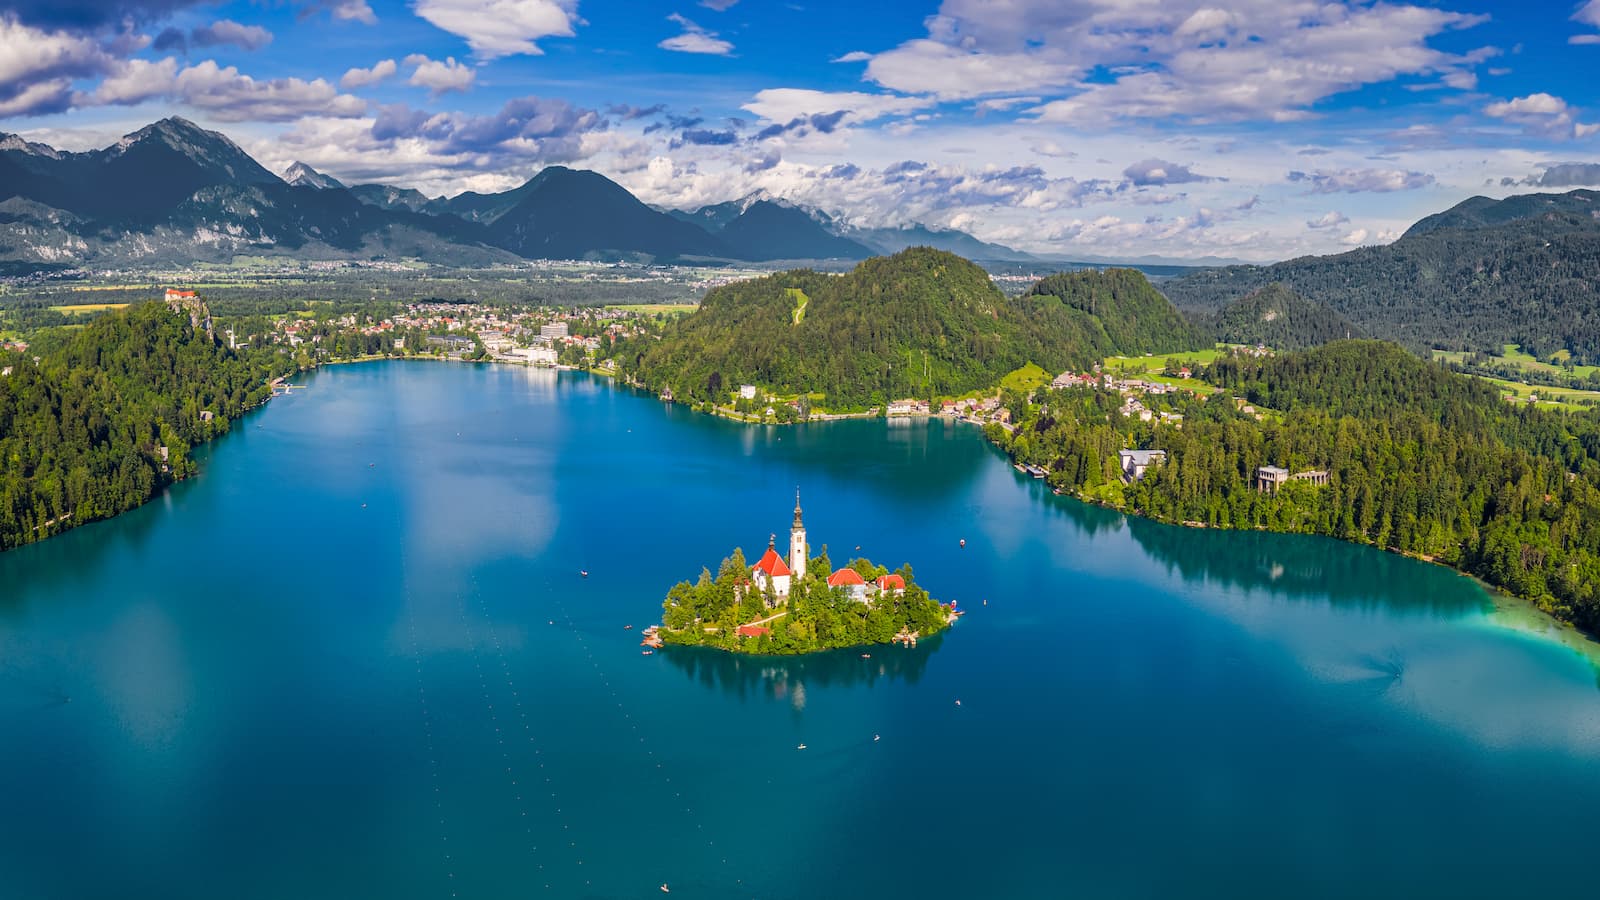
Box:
(617, 249, 1204, 409)
(1158, 189, 1600, 362)
(1206, 284, 1363, 351)
(0, 301, 287, 549)
(990, 339, 1600, 632)
(1021, 268, 1204, 357)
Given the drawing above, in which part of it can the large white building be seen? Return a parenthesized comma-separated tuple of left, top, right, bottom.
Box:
(540, 322, 569, 340)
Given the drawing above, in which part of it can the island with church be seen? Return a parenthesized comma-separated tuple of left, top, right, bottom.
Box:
(649, 493, 959, 655)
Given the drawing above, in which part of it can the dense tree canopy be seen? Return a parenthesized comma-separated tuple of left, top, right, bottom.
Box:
(0, 300, 291, 549)
(991, 341, 1600, 633)
(619, 248, 1205, 409)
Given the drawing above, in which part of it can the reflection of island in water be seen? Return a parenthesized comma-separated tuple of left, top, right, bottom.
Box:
(659, 631, 945, 708)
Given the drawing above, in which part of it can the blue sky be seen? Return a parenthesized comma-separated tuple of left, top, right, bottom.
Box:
(3, 0, 1599, 261)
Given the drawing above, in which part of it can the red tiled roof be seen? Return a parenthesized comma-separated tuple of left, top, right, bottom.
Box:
(753, 547, 791, 577)
(876, 574, 905, 591)
(827, 568, 865, 587)
(737, 624, 771, 637)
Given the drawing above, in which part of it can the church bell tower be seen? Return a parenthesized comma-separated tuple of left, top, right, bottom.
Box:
(789, 488, 807, 580)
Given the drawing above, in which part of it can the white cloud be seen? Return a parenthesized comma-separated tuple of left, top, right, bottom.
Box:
(1571, 34, 1600, 45)
(1575, 1, 1600, 27)
(865, 1, 1488, 121)
(1484, 92, 1598, 140)
(88, 57, 179, 106)
(404, 54, 475, 95)
(413, 0, 579, 59)
(832, 51, 871, 63)
(0, 15, 115, 118)
(191, 19, 273, 51)
(174, 60, 367, 122)
(658, 13, 732, 55)
(1341, 227, 1370, 245)
(742, 89, 933, 129)
(1307, 210, 1349, 229)
(865, 40, 1078, 101)
(341, 59, 397, 89)
(1288, 168, 1435, 193)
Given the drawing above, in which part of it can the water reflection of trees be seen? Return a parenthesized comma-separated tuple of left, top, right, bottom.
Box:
(1122, 513, 1488, 617)
(659, 632, 945, 704)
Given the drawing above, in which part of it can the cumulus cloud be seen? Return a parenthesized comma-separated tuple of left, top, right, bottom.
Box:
(299, 1, 377, 25)
(191, 19, 273, 51)
(174, 60, 367, 122)
(0, 15, 117, 117)
(1576, 1, 1600, 26)
(658, 12, 732, 55)
(866, 40, 1078, 101)
(404, 54, 475, 95)
(1288, 168, 1435, 193)
(742, 89, 934, 132)
(414, 0, 578, 59)
(1122, 158, 1215, 186)
(88, 56, 178, 106)
(341, 59, 397, 89)
(1484, 92, 1599, 140)
(863, 0, 1490, 122)
(753, 110, 847, 141)
(367, 94, 604, 163)
(1306, 211, 1349, 229)
(1516, 162, 1600, 187)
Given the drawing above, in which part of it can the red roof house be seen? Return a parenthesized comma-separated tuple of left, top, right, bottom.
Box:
(876, 574, 906, 593)
(736, 624, 771, 638)
(828, 567, 869, 601)
(827, 568, 864, 587)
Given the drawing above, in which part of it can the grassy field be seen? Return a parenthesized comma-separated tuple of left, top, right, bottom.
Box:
(1484, 377, 1600, 411)
(1433, 344, 1600, 381)
(999, 363, 1051, 394)
(49, 303, 130, 314)
(1104, 346, 1225, 373)
(605, 303, 698, 315)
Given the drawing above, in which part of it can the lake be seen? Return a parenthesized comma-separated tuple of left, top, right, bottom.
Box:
(3, 361, 1599, 899)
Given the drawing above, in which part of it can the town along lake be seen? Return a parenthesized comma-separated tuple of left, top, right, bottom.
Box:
(2, 360, 1599, 899)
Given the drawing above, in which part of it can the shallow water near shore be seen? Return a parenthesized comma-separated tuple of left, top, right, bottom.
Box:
(2, 360, 1599, 899)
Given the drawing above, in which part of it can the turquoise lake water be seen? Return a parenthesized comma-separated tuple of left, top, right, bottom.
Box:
(3, 361, 1600, 899)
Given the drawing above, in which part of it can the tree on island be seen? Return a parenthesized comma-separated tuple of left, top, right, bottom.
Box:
(658, 546, 952, 655)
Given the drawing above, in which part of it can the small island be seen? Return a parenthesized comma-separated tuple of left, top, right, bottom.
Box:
(650, 493, 958, 655)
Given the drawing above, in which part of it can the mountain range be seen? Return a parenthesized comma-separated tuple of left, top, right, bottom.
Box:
(0, 117, 1035, 270)
(1159, 189, 1600, 363)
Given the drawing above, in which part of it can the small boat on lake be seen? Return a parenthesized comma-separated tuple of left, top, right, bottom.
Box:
(642, 650, 653, 656)
(796, 743, 807, 750)
(580, 570, 589, 578)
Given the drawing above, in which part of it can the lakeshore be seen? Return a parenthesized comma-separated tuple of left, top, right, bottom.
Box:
(4, 359, 1600, 899)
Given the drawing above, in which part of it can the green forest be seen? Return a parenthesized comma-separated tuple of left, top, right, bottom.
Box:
(618, 248, 1204, 409)
(988, 341, 1600, 633)
(1203, 283, 1364, 350)
(0, 300, 293, 549)
(659, 546, 952, 654)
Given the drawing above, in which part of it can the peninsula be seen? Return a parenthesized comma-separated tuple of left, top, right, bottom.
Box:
(653, 493, 957, 654)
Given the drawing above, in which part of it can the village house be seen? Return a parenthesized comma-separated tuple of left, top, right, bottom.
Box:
(876, 574, 905, 596)
(1257, 467, 1329, 492)
(739, 384, 758, 400)
(826, 567, 869, 602)
(1119, 449, 1167, 482)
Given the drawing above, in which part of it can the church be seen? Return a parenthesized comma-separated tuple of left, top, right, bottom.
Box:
(750, 491, 808, 603)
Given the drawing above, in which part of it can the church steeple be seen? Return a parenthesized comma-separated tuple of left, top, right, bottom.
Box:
(789, 488, 808, 581)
